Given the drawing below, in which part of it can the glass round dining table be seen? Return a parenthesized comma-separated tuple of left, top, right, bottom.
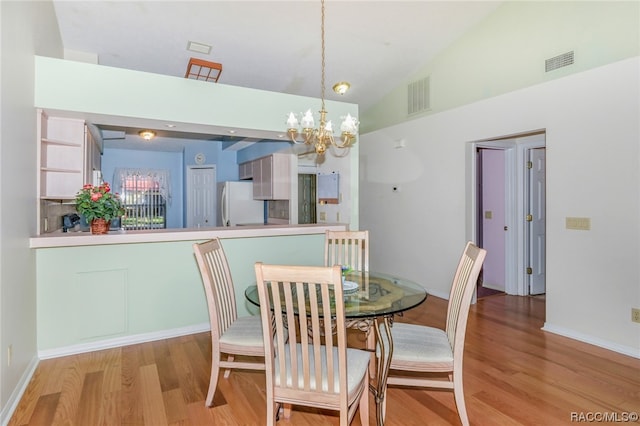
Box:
(244, 270, 428, 426)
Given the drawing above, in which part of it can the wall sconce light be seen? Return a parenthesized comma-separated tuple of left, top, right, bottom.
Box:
(138, 130, 156, 141)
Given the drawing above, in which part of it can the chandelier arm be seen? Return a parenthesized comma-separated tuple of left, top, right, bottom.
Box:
(288, 132, 306, 145)
(333, 134, 354, 149)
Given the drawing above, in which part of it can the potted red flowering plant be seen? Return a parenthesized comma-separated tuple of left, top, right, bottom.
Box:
(75, 182, 124, 234)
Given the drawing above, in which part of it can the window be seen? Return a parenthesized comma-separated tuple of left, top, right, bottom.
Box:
(114, 168, 171, 230)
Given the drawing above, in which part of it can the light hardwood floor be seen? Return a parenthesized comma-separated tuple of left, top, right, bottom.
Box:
(8, 294, 640, 425)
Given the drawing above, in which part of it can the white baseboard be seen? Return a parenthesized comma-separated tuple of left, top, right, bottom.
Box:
(426, 288, 450, 300)
(0, 355, 39, 426)
(38, 322, 211, 360)
(542, 322, 640, 359)
(480, 282, 504, 291)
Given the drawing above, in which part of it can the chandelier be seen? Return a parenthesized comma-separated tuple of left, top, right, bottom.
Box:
(286, 0, 358, 156)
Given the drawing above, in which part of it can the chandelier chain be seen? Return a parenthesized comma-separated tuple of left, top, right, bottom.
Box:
(320, 0, 326, 112)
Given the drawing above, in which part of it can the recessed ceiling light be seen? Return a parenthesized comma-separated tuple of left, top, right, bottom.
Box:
(228, 130, 236, 134)
(187, 41, 211, 55)
(165, 124, 176, 128)
(138, 130, 156, 141)
(332, 81, 351, 95)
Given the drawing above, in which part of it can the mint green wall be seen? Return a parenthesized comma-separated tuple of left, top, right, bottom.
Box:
(34, 56, 358, 136)
(36, 235, 325, 352)
(361, 1, 640, 133)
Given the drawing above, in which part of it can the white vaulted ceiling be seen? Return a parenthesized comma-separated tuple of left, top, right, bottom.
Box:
(50, 0, 502, 150)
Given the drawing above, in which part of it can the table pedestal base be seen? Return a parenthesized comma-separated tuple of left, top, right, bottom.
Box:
(370, 315, 393, 426)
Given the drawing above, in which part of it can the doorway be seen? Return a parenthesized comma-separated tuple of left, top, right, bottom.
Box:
(298, 173, 317, 224)
(469, 132, 546, 296)
(186, 166, 216, 228)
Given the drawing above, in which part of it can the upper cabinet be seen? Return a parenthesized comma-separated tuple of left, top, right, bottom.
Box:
(252, 153, 291, 200)
(37, 110, 102, 200)
(239, 161, 253, 180)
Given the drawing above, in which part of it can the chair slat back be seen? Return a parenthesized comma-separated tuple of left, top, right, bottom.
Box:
(193, 238, 238, 338)
(324, 230, 369, 272)
(446, 242, 487, 354)
(255, 263, 346, 397)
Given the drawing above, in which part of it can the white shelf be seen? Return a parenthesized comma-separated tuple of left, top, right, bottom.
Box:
(38, 113, 86, 200)
(41, 167, 82, 173)
(41, 138, 82, 148)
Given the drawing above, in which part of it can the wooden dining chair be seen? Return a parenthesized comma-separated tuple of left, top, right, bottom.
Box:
(324, 230, 369, 272)
(254, 262, 370, 426)
(193, 238, 265, 407)
(381, 241, 486, 426)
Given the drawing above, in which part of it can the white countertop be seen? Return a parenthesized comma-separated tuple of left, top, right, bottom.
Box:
(30, 223, 347, 249)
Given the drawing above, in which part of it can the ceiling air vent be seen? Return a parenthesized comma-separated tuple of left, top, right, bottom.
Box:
(408, 76, 430, 115)
(545, 51, 574, 72)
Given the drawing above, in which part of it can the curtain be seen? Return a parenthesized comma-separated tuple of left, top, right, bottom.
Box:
(113, 168, 171, 205)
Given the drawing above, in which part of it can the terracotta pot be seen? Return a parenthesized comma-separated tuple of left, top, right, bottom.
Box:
(90, 218, 111, 235)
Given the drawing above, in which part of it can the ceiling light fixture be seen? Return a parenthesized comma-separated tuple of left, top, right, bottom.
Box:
(332, 81, 351, 95)
(185, 57, 222, 83)
(138, 130, 156, 141)
(286, 0, 358, 156)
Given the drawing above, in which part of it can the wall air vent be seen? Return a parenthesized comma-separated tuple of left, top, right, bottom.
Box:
(545, 51, 574, 72)
(408, 76, 430, 115)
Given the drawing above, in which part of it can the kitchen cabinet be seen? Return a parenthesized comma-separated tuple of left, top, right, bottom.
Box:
(239, 161, 253, 180)
(252, 153, 291, 200)
(37, 110, 102, 200)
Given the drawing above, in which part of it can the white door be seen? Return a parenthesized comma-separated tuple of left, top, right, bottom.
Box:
(187, 166, 216, 228)
(527, 148, 546, 294)
(480, 149, 506, 291)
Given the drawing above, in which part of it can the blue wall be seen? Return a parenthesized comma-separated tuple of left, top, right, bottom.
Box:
(101, 148, 184, 228)
(101, 140, 313, 229)
(102, 141, 245, 228)
(237, 141, 287, 163)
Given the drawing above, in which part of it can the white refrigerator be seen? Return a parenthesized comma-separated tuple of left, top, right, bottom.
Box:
(217, 181, 264, 226)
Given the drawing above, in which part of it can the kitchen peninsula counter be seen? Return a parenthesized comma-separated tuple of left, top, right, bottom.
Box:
(30, 223, 347, 249)
(34, 222, 348, 358)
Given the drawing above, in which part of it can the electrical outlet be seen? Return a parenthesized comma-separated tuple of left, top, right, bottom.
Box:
(319, 212, 326, 221)
(7, 345, 12, 367)
(632, 308, 640, 323)
(336, 212, 340, 222)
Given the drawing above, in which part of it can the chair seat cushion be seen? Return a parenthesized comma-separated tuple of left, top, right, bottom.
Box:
(219, 315, 263, 347)
(390, 322, 453, 364)
(276, 343, 369, 398)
